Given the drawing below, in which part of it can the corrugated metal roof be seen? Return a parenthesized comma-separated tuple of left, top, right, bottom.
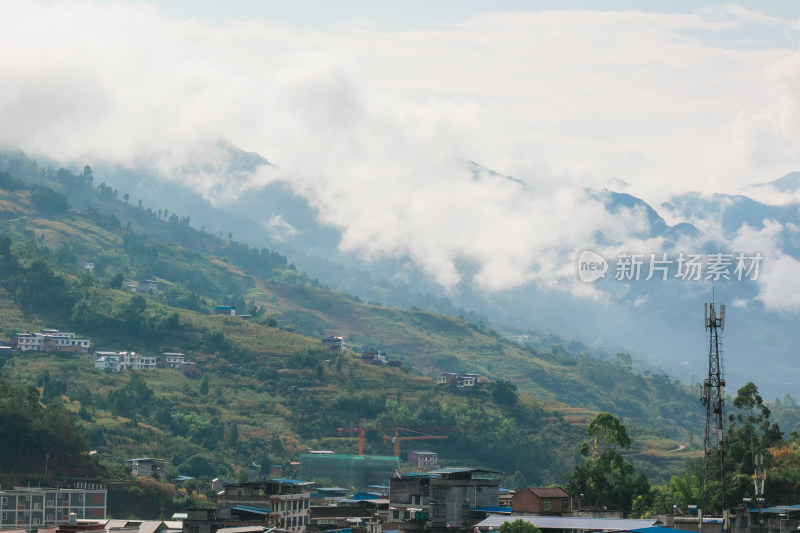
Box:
(430, 467, 501, 474)
(216, 527, 268, 533)
(231, 505, 272, 515)
(748, 504, 800, 514)
(632, 526, 699, 533)
(472, 507, 511, 513)
(476, 515, 657, 530)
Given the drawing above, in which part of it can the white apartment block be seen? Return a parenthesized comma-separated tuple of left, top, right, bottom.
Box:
(94, 351, 157, 372)
(14, 329, 90, 353)
(0, 484, 106, 529)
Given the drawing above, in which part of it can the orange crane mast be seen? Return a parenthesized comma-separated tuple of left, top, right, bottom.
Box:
(383, 427, 448, 457)
(337, 419, 392, 455)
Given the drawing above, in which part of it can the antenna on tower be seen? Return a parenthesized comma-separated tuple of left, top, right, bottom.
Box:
(702, 300, 727, 515)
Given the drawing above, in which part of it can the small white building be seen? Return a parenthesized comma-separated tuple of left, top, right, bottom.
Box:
(94, 351, 156, 372)
(407, 450, 439, 469)
(162, 352, 186, 368)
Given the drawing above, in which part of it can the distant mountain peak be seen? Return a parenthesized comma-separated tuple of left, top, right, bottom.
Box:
(752, 171, 800, 192)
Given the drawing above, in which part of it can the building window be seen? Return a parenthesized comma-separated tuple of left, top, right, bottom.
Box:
(2, 511, 7, 521)
(543, 498, 551, 511)
(47, 514, 53, 521)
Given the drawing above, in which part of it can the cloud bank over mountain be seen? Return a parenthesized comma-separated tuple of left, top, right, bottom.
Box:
(4, 1, 800, 309)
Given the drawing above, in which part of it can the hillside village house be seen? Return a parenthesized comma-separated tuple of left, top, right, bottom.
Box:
(125, 458, 167, 479)
(93, 351, 156, 372)
(511, 486, 574, 515)
(162, 352, 186, 368)
(321, 336, 344, 351)
(11, 329, 90, 353)
(435, 372, 481, 391)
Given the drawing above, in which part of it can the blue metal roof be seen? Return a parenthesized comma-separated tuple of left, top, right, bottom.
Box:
(632, 527, 700, 533)
(272, 478, 312, 484)
(472, 507, 511, 513)
(230, 505, 272, 515)
(477, 515, 657, 531)
(352, 493, 381, 500)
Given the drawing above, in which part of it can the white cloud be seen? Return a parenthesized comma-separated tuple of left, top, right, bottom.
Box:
(730, 219, 800, 311)
(4, 1, 800, 301)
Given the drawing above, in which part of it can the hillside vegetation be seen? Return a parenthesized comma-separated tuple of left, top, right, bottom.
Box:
(0, 151, 763, 493)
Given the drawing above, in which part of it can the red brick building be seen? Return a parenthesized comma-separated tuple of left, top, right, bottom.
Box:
(511, 487, 573, 514)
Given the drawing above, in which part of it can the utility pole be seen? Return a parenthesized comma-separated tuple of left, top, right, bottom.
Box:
(702, 301, 727, 514)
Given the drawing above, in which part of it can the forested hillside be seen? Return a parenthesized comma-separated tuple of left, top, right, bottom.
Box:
(3, 151, 800, 517)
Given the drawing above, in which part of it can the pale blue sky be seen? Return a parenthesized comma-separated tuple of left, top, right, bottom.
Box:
(101, 0, 800, 31)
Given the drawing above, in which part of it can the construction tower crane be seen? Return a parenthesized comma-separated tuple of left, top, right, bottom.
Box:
(337, 419, 392, 455)
(383, 427, 448, 457)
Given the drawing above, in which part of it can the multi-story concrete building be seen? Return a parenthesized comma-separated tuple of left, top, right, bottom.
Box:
(407, 450, 439, 470)
(124, 457, 167, 479)
(162, 352, 186, 368)
(216, 479, 313, 533)
(389, 468, 501, 532)
(0, 484, 106, 530)
(93, 351, 156, 372)
(12, 330, 90, 353)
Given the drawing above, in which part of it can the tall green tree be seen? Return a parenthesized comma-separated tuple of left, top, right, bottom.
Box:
(566, 412, 649, 515)
(726, 382, 783, 504)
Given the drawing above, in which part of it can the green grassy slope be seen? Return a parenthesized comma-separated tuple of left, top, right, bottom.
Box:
(0, 155, 710, 489)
